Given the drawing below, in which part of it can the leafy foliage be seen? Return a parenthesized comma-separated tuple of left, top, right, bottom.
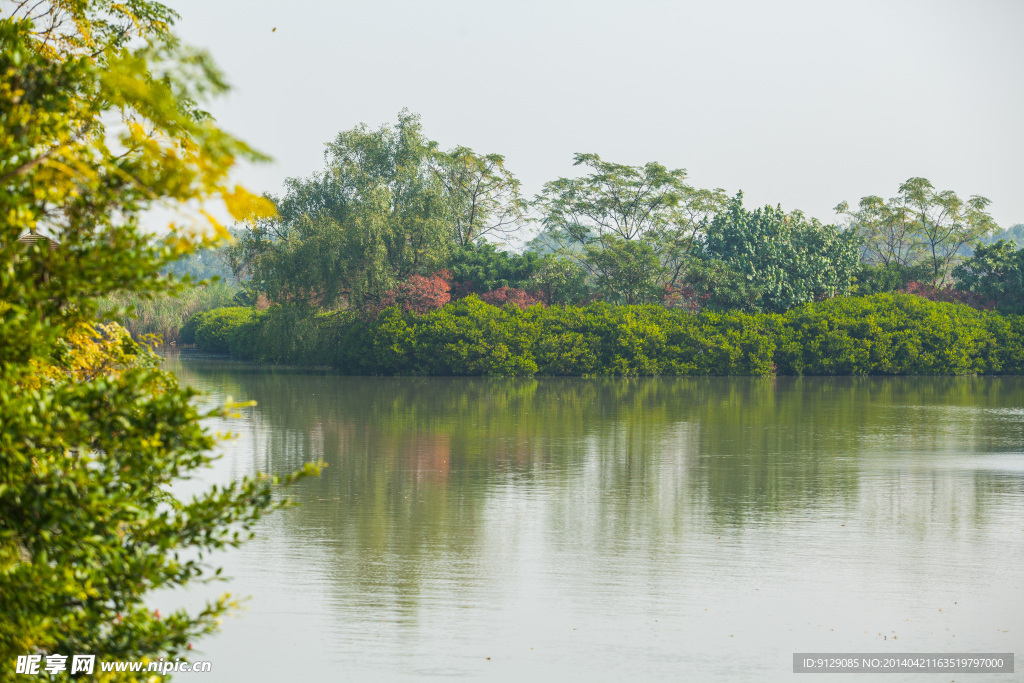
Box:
(853, 262, 935, 295)
(227, 111, 450, 309)
(701, 194, 860, 313)
(0, 4, 316, 676)
(190, 295, 1024, 377)
(528, 257, 590, 305)
(667, 257, 764, 312)
(191, 307, 258, 353)
(478, 286, 543, 309)
(585, 236, 666, 305)
(952, 240, 1024, 314)
(532, 153, 728, 297)
(779, 294, 1006, 375)
(448, 242, 541, 297)
(371, 273, 452, 315)
(228, 112, 527, 309)
(430, 146, 527, 246)
(533, 153, 727, 249)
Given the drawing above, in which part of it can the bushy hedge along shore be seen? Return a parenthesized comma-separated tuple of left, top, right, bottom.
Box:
(180, 294, 1024, 376)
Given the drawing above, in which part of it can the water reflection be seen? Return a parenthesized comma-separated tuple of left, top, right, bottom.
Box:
(163, 353, 1024, 682)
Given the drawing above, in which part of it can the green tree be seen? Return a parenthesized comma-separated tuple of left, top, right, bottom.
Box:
(230, 113, 528, 309)
(952, 239, 1024, 313)
(837, 178, 998, 282)
(835, 193, 925, 268)
(702, 194, 860, 313)
(532, 153, 728, 288)
(231, 111, 453, 309)
(448, 241, 540, 294)
(529, 257, 590, 305)
(0, 4, 317, 676)
(670, 257, 765, 311)
(430, 146, 527, 247)
(585, 236, 666, 305)
(853, 262, 934, 295)
(902, 177, 998, 281)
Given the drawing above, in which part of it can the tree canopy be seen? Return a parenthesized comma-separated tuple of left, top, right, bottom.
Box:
(532, 153, 727, 272)
(952, 239, 1024, 314)
(228, 112, 527, 309)
(836, 177, 998, 282)
(702, 194, 861, 313)
(530, 153, 729, 305)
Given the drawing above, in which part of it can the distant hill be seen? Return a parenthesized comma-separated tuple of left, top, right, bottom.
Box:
(956, 223, 1024, 256)
(982, 223, 1024, 247)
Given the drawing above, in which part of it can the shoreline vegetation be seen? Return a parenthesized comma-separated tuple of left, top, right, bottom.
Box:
(106, 112, 1024, 380)
(105, 111, 1024, 377)
(177, 293, 1024, 377)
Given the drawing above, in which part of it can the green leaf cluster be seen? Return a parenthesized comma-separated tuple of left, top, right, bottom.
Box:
(701, 194, 861, 313)
(186, 294, 1024, 377)
(952, 240, 1024, 314)
(449, 242, 541, 294)
(1, 5, 319, 676)
(853, 262, 935, 295)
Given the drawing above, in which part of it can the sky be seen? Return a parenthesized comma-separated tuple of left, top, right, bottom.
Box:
(167, 0, 1024, 237)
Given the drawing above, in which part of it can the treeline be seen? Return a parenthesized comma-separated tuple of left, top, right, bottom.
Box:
(168, 110, 1024, 375)
(215, 111, 1023, 319)
(181, 294, 1024, 376)
(224, 110, 864, 313)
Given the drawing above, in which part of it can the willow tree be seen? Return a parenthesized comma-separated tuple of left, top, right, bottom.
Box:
(0, 2, 317, 675)
(229, 112, 526, 309)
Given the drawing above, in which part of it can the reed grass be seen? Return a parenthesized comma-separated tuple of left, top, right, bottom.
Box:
(99, 281, 239, 345)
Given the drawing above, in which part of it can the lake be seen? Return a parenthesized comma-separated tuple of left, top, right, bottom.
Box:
(162, 352, 1024, 682)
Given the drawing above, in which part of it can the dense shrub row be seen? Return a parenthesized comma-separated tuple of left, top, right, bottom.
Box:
(181, 294, 1024, 376)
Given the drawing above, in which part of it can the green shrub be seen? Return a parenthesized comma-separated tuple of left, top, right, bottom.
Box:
(192, 295, 1024, 377)
(412, 296, 540, 376)
(178, 310, 208, 345)
(194, 307, 256, 354)
(781, 294, 992, 375)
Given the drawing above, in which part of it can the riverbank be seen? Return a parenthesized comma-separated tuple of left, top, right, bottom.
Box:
(179, 293, 1024, 376)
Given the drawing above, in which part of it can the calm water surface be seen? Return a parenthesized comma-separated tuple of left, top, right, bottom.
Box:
(162, 353, 1024, 682)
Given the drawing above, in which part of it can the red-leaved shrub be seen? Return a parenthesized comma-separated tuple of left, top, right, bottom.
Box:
(662, 284, 707, 313)
(478, 286, 543, 309)
(449, 280, 477, 300)
(900, 281, 994, 310)
(371, 273, 451, 315)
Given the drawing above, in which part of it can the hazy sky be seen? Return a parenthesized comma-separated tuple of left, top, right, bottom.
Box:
(169, 0, 1023, 234)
